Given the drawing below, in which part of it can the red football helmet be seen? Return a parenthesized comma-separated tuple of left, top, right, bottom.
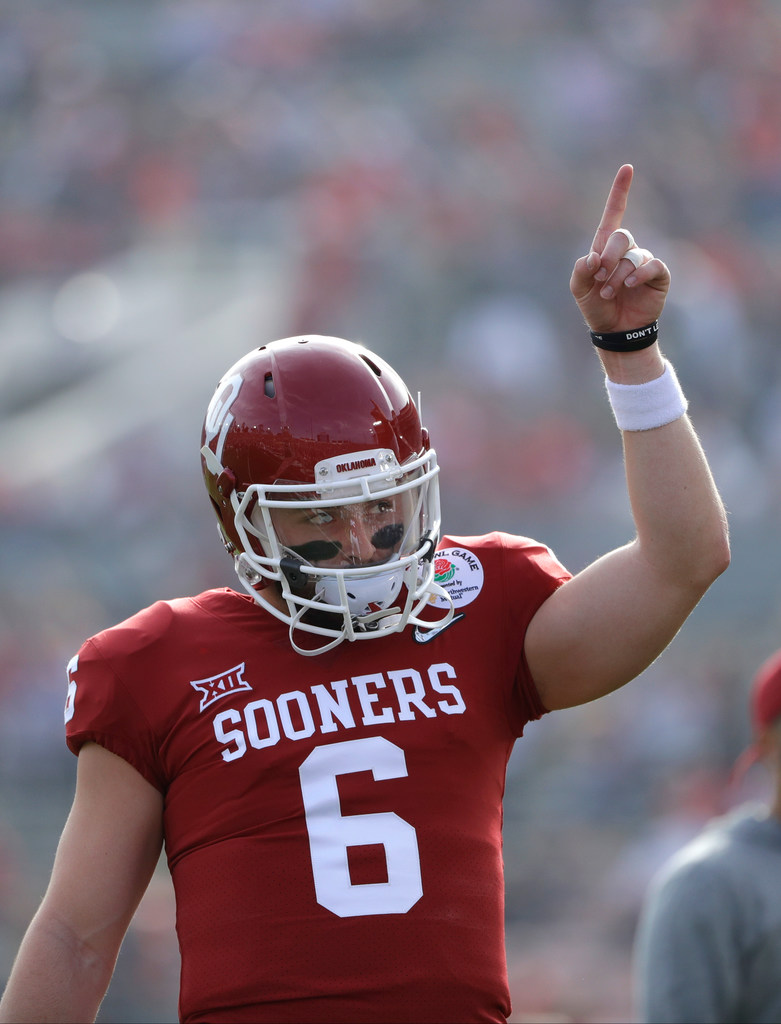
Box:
(200, 335, 453, 654)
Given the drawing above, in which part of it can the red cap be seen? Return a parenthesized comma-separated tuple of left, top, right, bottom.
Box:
(750, 649, 781, 733)
(730, 650, 781, 787)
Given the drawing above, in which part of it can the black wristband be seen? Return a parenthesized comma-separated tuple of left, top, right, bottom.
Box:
(590, 320, 659, 352)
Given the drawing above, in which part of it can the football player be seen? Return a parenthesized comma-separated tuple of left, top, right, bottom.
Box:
(0, 165, 729, 1024)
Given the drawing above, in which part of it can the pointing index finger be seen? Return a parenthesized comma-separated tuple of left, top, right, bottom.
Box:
(591, 164, 634, 254)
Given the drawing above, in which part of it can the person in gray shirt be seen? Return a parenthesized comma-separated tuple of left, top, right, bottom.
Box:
(633, 649, 781, 1024)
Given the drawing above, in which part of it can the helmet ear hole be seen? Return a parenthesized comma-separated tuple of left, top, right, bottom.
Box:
(264, 373, 275, 398)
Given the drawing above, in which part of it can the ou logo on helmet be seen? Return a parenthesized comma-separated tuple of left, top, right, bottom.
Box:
(204, 373, 243, 463)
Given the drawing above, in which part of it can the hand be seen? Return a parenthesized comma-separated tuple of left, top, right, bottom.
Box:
(570, 164, 670, 334)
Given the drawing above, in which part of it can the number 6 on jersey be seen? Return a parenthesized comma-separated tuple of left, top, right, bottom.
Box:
(299, 736, 423, 917)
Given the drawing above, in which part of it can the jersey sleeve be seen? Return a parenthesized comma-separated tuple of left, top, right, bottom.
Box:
(499, 533, 571, 729)
(64, 636, 166, 791)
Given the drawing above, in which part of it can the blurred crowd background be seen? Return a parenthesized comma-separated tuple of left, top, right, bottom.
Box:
(2, 1, 781, 1021)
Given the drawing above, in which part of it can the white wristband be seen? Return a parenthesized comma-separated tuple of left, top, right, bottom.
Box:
(605, 359, 688, 431)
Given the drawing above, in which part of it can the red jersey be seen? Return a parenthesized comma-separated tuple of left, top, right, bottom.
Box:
(65, 533, 570, 1023)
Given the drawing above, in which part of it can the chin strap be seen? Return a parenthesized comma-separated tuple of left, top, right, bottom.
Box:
(352, 606, 403, 632)
(288, 603, 346, 657)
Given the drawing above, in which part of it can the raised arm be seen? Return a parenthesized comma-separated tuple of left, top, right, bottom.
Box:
(0, 743, 164, 1023)
(525, 164, 730, 711)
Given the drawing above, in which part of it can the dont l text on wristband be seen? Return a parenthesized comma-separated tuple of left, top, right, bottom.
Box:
(605, 359, 688, 431)
(590, 320, 659, 352)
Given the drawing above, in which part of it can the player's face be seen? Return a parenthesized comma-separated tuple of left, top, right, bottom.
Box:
(270, 495, 410, 569)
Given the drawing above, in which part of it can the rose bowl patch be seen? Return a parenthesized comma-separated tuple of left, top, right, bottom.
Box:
(430, 548, 484, 609)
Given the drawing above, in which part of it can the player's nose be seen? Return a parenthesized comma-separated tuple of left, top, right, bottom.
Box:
(345, 515, 381, 564)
